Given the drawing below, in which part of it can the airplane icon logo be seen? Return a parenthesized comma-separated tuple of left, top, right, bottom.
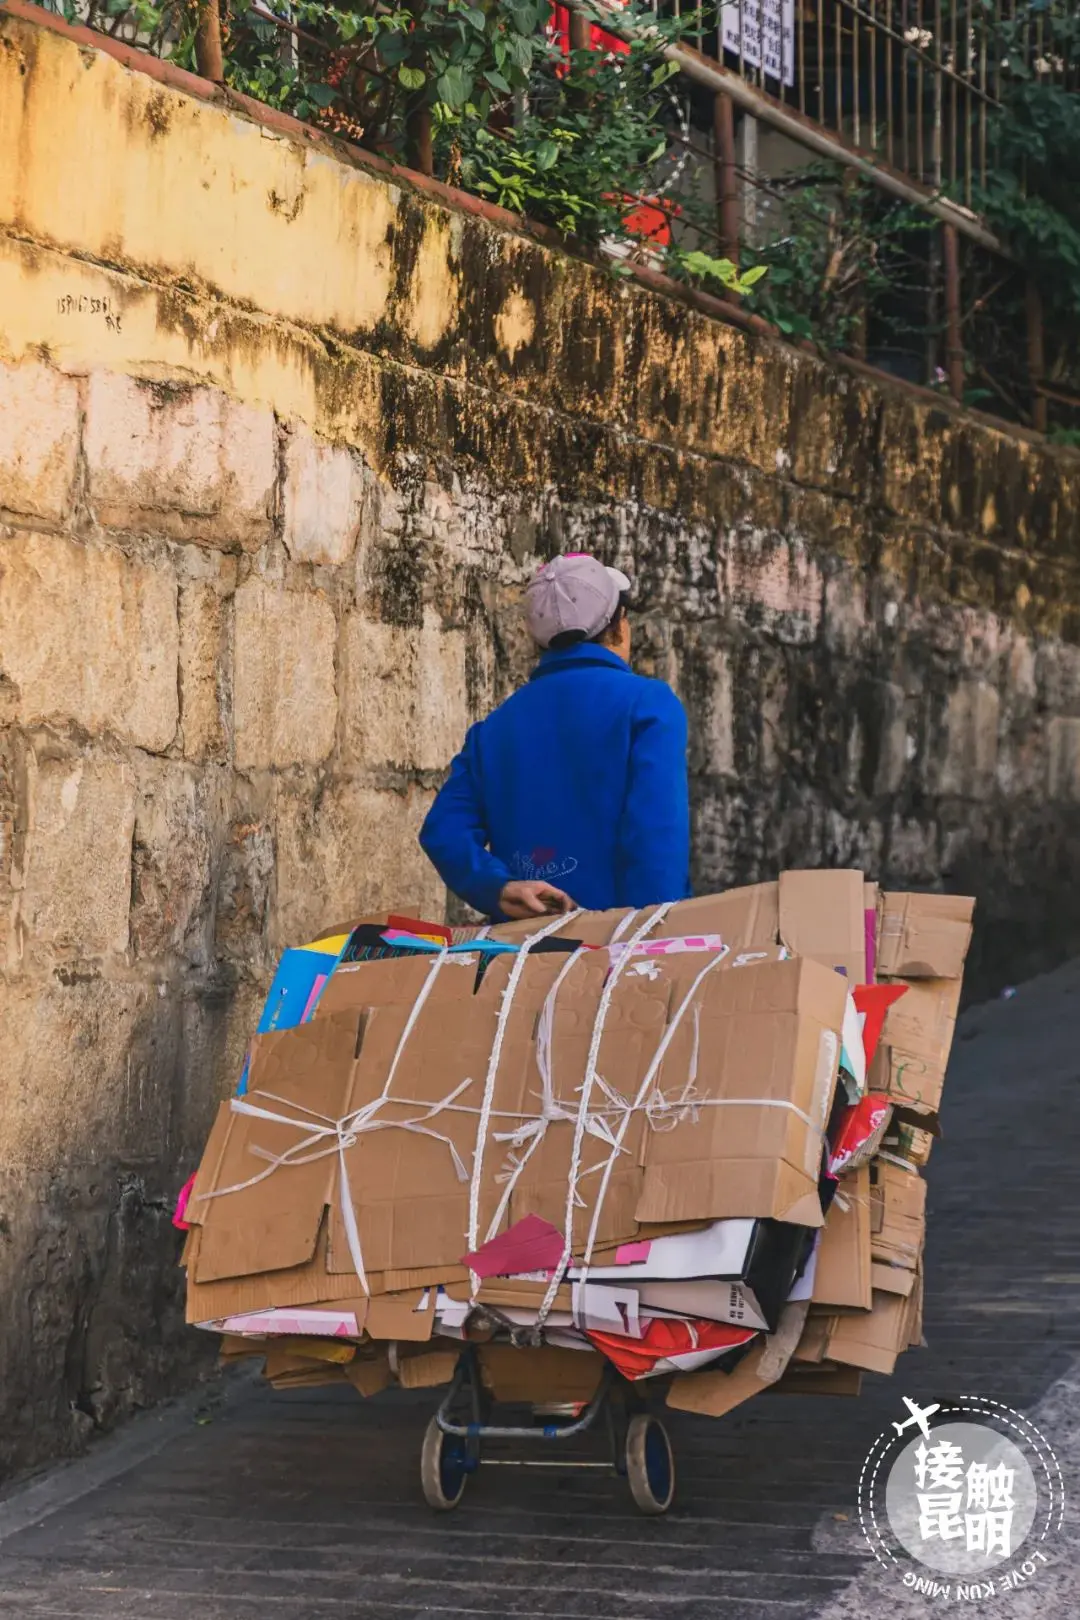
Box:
(892, 1396, 941, 1439)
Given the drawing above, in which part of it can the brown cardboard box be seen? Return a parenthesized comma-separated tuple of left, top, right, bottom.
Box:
(653, 884, 780, 951)
(365, 1290, 435, 1342)
(485, 884, 781, 954)
(191, 1012, 368, 1283)
(443, 1278, 575, 1314)
(219, 1334, 267, 1361)
(877, 892, 974, 979)
(825, 1289, 912, 1376)
(186, 947, 718, 1291)
(666, 1299, 808, 1416)
(184, 1223, 366, 1324)
(345, 1351, 393, 1397)
(504, 949, 672, 1251)
(478, 1344, 604, 1405)
(812, 1166, 872, 1310)
(264, 1344, 345, 1380)
(778, 869, 867, 983)
(907, 1266, 925, 1348)
(881, 1049, 946, 1118)
(637, 957, 846, 1227)
(882, 1119, 936, 1168)
(882, 978, 962, 1067)
(269, 1369, 349, 1389)
(875, 975, 963, 1118)
(792, 1311, 831, 1364)
(871, 1261, 917, 1297)
(770, 1364, 863, 1397)
(397, 1348, 458, 1389)
(271, 1336, 356, 1365)
(666, 1341, 774, 1418)
(871, 1161, 926, 1270)
(183, 877, 956, 1412)
(485, 906, 636, 946)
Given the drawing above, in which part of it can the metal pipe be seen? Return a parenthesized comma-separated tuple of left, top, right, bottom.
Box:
(714, 90, 740, 266)
(194, 0, 224, 82)
(568, 8, 591, 52)
(943, 222, 964, 402)
(661, 33, 1007, 252)
(1026, 279, 1048, 434)
(916, 0, 924, 181)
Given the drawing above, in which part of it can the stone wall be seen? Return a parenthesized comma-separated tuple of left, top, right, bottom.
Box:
(2, 2, 1080, 1476)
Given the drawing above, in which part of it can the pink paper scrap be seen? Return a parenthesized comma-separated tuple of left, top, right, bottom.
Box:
(462, 1213, 566, 1278)
(300, 973, 328, 1023)
(614, 1240, 652, 1265)
(172, 1172, 196, 1231)
(865, 908, 877, 983)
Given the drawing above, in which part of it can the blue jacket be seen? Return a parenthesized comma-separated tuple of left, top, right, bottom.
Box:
(419, 644, 690, 920)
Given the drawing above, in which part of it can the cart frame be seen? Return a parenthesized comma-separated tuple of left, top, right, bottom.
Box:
(420, 1345, 676, 1514)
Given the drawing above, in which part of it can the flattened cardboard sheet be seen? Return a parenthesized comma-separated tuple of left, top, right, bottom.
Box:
(812, 1165, 872, 1310)
(637, 958, 845, 1227)
(825, 1288, 914, 1376)
(478, 1344, 604, 1405)
(870, 1161, 926, 1270)
(877, 892, 974, 979)
(779, 870, 867, 983)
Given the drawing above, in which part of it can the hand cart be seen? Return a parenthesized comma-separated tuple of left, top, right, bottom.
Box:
(420, 1345, 676, 1515)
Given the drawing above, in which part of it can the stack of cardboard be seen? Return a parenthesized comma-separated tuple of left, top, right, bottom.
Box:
(179, 873, 973, 1417)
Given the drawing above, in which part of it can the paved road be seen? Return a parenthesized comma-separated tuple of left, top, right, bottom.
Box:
(2, 961, 1079, 1619)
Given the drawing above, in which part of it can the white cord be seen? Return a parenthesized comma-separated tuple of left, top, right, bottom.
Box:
(533, 902, 674, 1334)
(466, 909, 583, 1295)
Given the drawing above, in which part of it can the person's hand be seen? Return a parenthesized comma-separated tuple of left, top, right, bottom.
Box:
(498, 880, 576, 921)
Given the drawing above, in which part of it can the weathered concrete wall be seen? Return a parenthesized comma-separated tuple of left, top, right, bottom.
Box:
(2, 3, 1080, 1476)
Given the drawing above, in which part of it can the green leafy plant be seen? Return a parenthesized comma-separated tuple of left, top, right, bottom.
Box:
(729, 165, 934, 355)
(440, 6, 699, 246)
(667, 248, 768, 300)
(975, 1, 1080, 303)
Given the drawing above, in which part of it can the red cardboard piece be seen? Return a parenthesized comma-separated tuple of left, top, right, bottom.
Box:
(853, 982, 909, 1067)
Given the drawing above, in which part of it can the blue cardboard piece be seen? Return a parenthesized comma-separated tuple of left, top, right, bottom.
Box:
(256, 946, 340, 1036)
(235, 945, 342, 1095)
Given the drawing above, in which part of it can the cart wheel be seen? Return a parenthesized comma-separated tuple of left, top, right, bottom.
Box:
(625, 1413, 675, 1515)
(421, 1416, 470, 1511)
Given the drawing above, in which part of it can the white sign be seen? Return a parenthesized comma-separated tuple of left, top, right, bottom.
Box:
(721, 0, 795, 89)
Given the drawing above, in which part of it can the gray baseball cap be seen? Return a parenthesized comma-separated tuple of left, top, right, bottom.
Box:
(524, 554, 632, 649)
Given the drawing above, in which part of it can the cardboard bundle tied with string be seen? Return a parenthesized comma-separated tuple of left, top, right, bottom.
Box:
(180, 871, 974, 1415)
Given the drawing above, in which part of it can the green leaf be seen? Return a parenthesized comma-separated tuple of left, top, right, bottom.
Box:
(304, 82, 336, 108)
(398, 65, 427, 90)
(535, 139, 561, 171)
(436, 64, 473, 108)
(649, 60, 680, 88)
(378, 32, 411, 65)
(484, 68, 512, 93)
(738, 264, 769, 287)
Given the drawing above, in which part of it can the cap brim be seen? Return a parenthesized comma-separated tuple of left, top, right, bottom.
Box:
(606, 567, 632, 593)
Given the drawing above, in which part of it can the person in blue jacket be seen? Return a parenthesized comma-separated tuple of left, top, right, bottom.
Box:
(419, 553, 691, 922)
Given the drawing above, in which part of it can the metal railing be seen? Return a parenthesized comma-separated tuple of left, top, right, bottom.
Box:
(667, 0, 998, 204)
(571, 0, 1071, 427)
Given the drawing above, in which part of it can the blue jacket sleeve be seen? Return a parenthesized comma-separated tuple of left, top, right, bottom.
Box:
(615, 683, 691, 907)
(419, 725, 512, 920)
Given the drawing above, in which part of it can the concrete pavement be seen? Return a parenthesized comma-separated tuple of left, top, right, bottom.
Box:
(2, 959, 1079, 1619)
